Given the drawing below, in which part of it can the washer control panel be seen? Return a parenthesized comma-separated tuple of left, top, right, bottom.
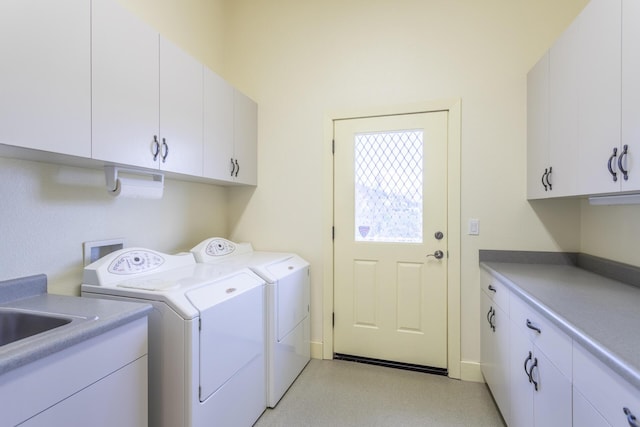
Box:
(205, 238, 236, 257)
(108, 250, 165, 275)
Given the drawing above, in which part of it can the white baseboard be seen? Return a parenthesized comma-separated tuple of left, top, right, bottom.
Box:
(460, 360, 484, 383)
(310, 341, 323, 359)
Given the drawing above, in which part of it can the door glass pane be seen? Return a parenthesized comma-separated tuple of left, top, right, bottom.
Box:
(354, 130, 423, 243)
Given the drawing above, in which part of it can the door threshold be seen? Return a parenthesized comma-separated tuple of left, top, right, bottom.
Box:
(333, 353, 448, 376)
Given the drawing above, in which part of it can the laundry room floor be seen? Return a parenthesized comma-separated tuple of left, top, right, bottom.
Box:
(254, 359, 505, 426)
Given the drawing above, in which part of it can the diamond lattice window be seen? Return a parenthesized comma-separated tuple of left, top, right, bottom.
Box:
(354, 130, 423, 243)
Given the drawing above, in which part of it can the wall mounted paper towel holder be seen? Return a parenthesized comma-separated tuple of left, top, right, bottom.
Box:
(104, 165, 164, 199)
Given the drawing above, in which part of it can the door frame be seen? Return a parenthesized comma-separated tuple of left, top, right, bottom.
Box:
(322, 99, 462, 379)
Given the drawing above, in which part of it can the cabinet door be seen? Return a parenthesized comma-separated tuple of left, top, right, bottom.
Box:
(510, 324, 534, 427)
(481, 292, 510, 423)
(548, 13, 580, 197)
(527, 52, 550, 200)
(20, 357, 148, 427)
(159, 37, 204, 176)
(233, 90, 258, 185)
(574, 343, 640, 426)
(0, 0, 90, 157)
(621, 0, 640, 191)
(573, 388, 610, 427)
(532, 349, 572, 427)
(577, 0, 622, 195)
(203, 68, 234, 181)
(92, 0, 160, 169)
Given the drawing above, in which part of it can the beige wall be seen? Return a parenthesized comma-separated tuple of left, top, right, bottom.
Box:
(118, 0, 227, 74)
(221, 0, 590, 373)
(581, 200, 640, 266)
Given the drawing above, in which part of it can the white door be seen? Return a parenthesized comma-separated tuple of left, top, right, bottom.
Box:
(333, 111, 448, 369)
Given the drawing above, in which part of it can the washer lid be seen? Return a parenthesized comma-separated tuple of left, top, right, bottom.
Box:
(185, 269, 264, 310)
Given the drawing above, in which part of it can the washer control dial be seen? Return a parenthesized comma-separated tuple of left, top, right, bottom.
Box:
(108, 250, 165, 275)
(205, 238, 236, 256)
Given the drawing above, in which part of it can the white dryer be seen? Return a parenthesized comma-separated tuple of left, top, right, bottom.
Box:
(191, 238, 310, 408)
(81, 248, 266, 427)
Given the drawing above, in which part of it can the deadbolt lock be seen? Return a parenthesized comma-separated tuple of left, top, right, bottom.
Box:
(434, 231, 444, 240)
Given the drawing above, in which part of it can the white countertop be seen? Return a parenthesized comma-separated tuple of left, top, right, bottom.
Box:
(481, 262, 640, 390)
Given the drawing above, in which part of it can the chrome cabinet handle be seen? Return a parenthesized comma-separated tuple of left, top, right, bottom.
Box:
(541, 168, 548, 191)
(161, 138, 169, 163)
(487, 285, 497, 293)
(624, 407, 638, 427)
(152, 135, 160, 161)
(609, 147, 619, 182)
(235, 159, 240, 177)
(526, 319, 541, 334)
(618, 144, 629, 181)
(230, 158, 236, 176)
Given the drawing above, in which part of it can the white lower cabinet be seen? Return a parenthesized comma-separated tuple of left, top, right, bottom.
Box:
(573, 388, 610, 427)
(573, 343, 640, 427)
(0, 318, 148, 427)
(479, 269, 639, 427)
(481, 291, 510, 422)
(20, 357, 147, 427)
(509, 319, 572, 427)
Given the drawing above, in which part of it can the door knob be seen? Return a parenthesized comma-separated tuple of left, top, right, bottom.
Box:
(427, 250, 444, 260)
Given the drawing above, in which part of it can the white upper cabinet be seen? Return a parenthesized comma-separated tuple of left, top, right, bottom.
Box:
(91, 0, 160, 169)
(0, 0, 91, 157)
(203, 72, 258, 185)
(527, 53, 550, 200)
(203, 68, 234, 181)
(621, 0, 640, 192)
(526, 0, 640, 199)
(548, 18, 581, 198)
(0, 0, 256, 186)
(576, 0, 622, 195)
(159, 36, 204, 176)
(92, 1, 204, 176)
(233, 90, 258, 185)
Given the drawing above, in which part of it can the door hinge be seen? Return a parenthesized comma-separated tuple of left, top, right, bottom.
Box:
(198, 318, 202, 331)
(332, 139, 335, 154)
(332, 312, 335, 327)
(332, 226, 335, 240)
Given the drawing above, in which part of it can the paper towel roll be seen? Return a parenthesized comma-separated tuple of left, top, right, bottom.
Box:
(111, 177, 164, 199)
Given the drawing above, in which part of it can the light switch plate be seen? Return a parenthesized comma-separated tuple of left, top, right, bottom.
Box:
(468, 219, 480, 236)
(83, 238, 125, 266)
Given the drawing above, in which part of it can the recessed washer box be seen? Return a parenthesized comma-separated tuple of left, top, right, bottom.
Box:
(83, 238, 125, 266)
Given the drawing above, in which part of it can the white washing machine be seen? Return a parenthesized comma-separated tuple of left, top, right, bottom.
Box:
(191, 237, 310, 408)
(81, 248, 266, 427)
